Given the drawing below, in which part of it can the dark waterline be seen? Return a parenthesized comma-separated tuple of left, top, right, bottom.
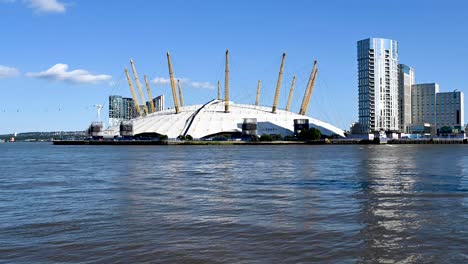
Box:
(0, 143, 467, 263)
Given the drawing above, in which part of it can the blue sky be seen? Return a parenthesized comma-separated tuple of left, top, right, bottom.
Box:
(1, 0, 467, 133)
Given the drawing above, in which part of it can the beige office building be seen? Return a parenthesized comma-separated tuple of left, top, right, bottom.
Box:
(411, 83, 438, 128)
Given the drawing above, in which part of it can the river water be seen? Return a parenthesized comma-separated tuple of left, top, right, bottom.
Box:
(0, 143, 467, 263)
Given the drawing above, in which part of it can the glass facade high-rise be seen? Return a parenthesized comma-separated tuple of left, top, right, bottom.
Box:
(357, 38, 399, 132)
(109, 95, 123, 119)
(122, 97, 136, 119)
(109, 95, 137, 127)
(109, 95, 124, 127)
(109, 95, 166, 127)
(153, 95, 165, 112)
(398, 64, 415, 133)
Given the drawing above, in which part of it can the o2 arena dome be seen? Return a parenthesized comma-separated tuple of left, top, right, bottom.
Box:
(129, 100, 345, 139)
(103, 50, 345, 139)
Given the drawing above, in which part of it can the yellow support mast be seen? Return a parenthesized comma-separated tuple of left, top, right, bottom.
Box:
(177, 79, 185, 107)
(302, 63, 318, 115)
(299, 60, 318, 115)
(217, 80, 221, 100)
(129, 59, 149, 115)
(285, 75, 296, 111)
(255, 80, 261, 106)
(166, 52, 180, 114)
(124, 68, 142, 117)
(272, 52, 286, 113)
(224, 49, 230, 113)
(144, 75, 156, 113)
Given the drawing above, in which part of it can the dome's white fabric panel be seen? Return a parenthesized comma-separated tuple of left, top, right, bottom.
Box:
(129, 100, 345, 138)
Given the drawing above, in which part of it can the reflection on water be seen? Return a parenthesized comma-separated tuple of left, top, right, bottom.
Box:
(0, 144, 467, 263)
(356, 146, 468, 263)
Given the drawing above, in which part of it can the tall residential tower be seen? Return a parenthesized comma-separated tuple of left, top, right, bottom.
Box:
(357, 38, 399, 132)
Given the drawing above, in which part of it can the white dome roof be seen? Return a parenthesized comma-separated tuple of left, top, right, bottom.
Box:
(130, 100, 345, 139)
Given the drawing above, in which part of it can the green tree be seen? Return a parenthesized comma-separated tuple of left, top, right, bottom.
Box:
(259, 134, 273, 141)
(271, 134, 283, 141)
(440, 126, 453, 134)
(298, 128, 321, 140)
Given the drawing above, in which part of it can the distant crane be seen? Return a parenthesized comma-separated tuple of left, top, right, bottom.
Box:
(94, 104, 103, 122)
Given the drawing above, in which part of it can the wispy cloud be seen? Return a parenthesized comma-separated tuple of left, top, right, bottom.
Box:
(191, 81, 215, 89)
(151, 77, 171, 85)
(151, 76, 214, 90)
(1, 0, 67, 14)
(25, 0, 66, 13)
(27, 63, 112, 84)
(0, 65, 20, 78)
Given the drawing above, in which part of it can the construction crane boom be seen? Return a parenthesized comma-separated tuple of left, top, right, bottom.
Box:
(144, 75, 156, 113)
(272, 53, 286, 113)
(130, 59, 149, 115)
(285, 75, 296, 111)
(166, 52, 180, 114)
(255, 80, 261, 106)
(124, 68, 142, 117)
(178, 79, 185, 107)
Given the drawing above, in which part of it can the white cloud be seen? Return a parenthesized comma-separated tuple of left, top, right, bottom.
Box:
(191, 81, 215, 89)
(151, 76, 214, 90)
(25, 0, 66, 13)
(1, 0, 66, 13)
(27, 63, 112, 84)
(151, 77, 171, 85)
(0, 65, 20, 78)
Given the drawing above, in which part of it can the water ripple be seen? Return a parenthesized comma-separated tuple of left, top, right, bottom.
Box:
(0, 144, 467, 263)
